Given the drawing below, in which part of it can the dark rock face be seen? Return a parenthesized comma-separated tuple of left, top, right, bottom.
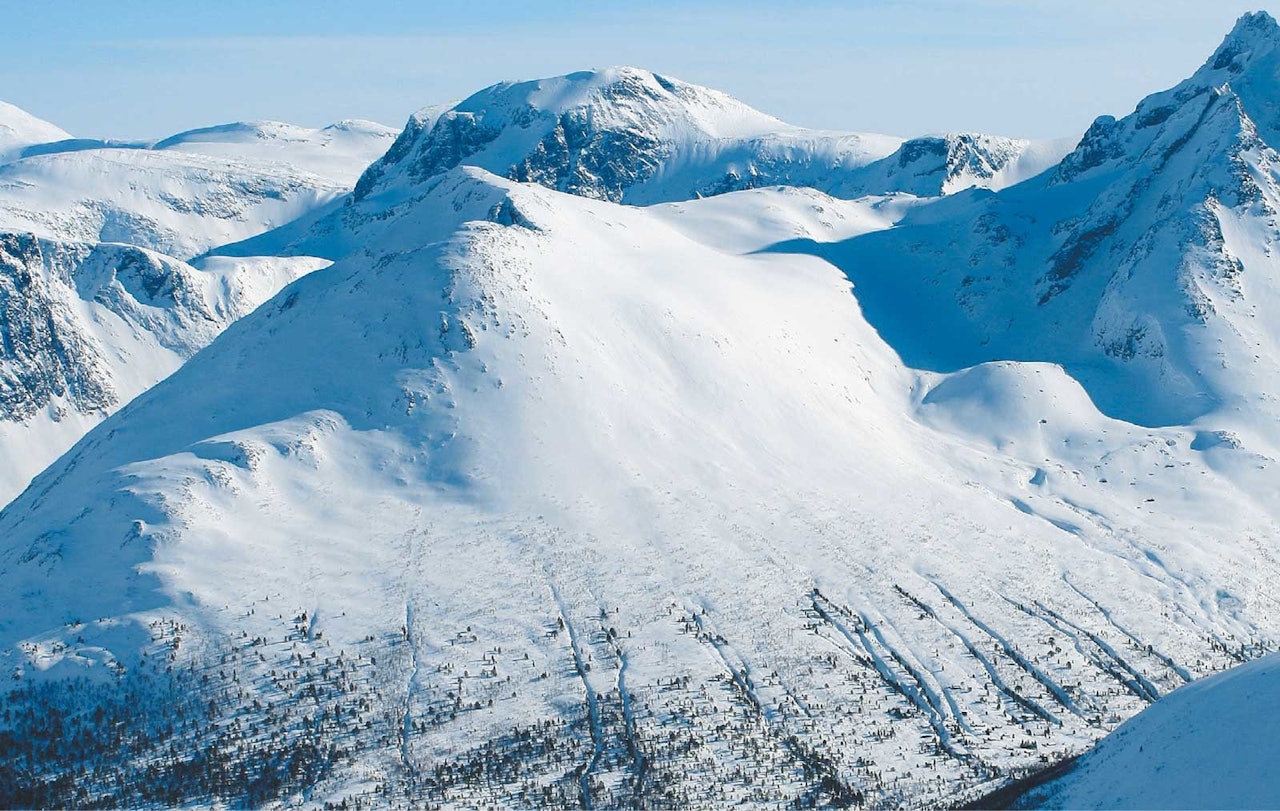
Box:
(353, 111, 503, 203)
(0, 233, 223, 424)
(0, 234, 114, 421)
(896, 136, 950, 168)
(837, 133, 1042, 199)
(354, 71, 684, 205)
(510, 110, 670, 202)
(1052, 116, 1125, 184)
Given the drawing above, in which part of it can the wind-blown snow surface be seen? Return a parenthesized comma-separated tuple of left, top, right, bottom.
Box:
(5, 17, 1280, 810)
(2, 166, 1278, 809)
(0, 149, 349, 261)
(1013, 652, 1280, 809)
(150, 119, 399, 185)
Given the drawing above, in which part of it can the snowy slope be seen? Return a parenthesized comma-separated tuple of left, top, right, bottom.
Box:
(0, 106, 371, 506)
(3, 15, 1280, 811)
(6, 117, 398, 188)
(151, 119, 399, 186)
(2, 166, 1278, 808)
(0, 233, 325, 506)
(1012, 652, 1280, 809)
(0, 101, 71, 162)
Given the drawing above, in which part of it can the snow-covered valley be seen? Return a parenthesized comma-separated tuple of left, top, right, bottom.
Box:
(2, 12, 1280, 811)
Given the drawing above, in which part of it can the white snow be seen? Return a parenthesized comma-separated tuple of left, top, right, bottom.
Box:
(151, 119, 398, 185)
(2, 166, 1277, 807)
(0, 100, 71, 162)
(833, 133, 1077, 197)
(0, 237, 327, 507)
(350, 66, 905, 208)
(1, 15, 1280, 809)
(0, 148, 347, 260)
(0, 105, 386, 508)
(0, 102, 397, 260)
(1019, 652, 1280, 809)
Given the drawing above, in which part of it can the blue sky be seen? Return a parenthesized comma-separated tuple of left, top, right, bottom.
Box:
(2, 0, 1278, 140)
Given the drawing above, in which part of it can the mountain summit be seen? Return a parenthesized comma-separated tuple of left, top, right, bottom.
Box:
(351, 66, 902, 206)
(0, 101, 71, 161)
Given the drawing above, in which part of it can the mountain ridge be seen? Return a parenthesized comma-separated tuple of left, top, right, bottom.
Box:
(801, 14, 1280, 431)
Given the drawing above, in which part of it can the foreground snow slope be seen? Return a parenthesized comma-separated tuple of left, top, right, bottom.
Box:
(3, 15, 1280, 810)
(1013, 652, 1280, 809)
(2, 168, 1277, 809)
(0, 233, 325, 506)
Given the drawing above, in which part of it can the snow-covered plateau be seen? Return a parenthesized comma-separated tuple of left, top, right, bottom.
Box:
(2, 12, 1280, 811)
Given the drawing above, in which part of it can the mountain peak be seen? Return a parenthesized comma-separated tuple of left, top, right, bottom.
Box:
(0, 100, 72, 160)
(349, 66, 874, 207)
(484, 66, 745, 117)
(1051, 11, 1280, 184)
(1211, 10, 1280, 74)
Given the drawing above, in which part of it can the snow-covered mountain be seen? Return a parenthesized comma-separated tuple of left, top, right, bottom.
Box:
(0, 105, 393, 507)
(1009, 652, 1280, 808)
(0, 232, 325, 506)
(833, 133, 1076, 198)
(150, 119, 399, 185)
(3, 13, 1280, 810)
(0, 150, 350, 261)
(234, 68, 1048, 264)
(818, 11, 1280, 433)
(347, 67, 1072, 211)
(2, 159, 1277, 808)
(0, 101, 70, 162)
(349, 66, 903, 207)
(0, 104, 397, 260)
